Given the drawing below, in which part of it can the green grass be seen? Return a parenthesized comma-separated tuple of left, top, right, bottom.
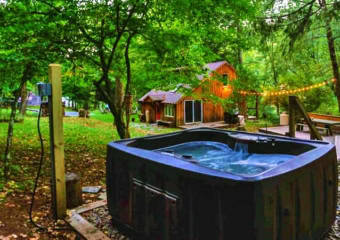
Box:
(0, 111, 178, 156)
(0, 111, 178, 193)
(90, 110, 114, 123)
(90, 110, 141, 124)
(244, 119, 275, 132)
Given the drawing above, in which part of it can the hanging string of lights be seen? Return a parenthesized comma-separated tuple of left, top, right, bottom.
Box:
(237, 78, 336, 96)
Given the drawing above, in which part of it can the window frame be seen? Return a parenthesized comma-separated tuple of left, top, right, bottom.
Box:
(221, 74, 229, 86)
(164, 104, 175, 117)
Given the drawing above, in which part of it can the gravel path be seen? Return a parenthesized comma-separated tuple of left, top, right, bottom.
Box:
(82, 207, 130, 240)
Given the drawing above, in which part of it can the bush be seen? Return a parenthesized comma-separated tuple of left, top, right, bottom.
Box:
(261, 105, 279, 124)
(314, 94, 339, 115)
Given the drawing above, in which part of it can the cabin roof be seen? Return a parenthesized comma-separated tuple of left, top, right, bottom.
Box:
(138, 90, 182, 104)
(206, 60, 226, 71)
(197, 60, 231, 80)
(139, 60, 234, 104)
(162, 91, 183, 104)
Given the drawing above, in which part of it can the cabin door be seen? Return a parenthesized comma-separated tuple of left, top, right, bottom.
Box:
(155, 102, 161, 120)
(184, 100, 202, 124)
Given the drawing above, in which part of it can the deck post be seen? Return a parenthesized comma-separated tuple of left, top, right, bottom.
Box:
(48, 64, 67, 219)
(289, 96, 296, 138)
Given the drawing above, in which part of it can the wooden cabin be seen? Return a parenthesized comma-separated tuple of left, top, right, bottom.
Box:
(138, 61, 237, 127)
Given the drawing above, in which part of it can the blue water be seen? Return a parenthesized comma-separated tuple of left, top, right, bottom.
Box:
(158, 141, 294, 176)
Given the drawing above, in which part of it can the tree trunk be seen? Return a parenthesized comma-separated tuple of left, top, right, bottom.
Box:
(84, 101, 89, 110)
(114, 77, 131, 138)
(123, 35, 134, 138)
(3, 94, 19, 181)
(3, 63, 33, 181)
(325, 19, 340, 112)
(320, 0, 340, 112)
(19, 81, 28, 119)
(114, 77, 124, 110)
(276, 98, 280, 116)
(236, 23, 243, 65)
(95, 74, 130, 139)
(114, 111, 129, 138)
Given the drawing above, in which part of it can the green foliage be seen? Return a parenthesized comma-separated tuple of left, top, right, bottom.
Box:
(245, 119, 276, 132)
(314, 91, 339, 115)
(262, 105, 279, 124)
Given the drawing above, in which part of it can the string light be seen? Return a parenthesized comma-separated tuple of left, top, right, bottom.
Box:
(236, 78, 336, 96)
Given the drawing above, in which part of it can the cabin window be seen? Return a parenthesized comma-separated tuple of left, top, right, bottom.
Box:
(221, 74, 229, 86)
(165, 104, 174, 117)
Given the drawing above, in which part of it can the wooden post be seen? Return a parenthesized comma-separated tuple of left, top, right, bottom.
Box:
(293, 96, 322, 140)
(289, 96, 296, 138)
(48, 64, 67, 219)
(255, 95, 259, 120)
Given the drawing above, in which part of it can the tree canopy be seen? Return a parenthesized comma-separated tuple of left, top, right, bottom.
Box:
(0, 0, 339, 134)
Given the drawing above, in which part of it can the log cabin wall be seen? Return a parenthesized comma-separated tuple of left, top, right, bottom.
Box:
(176, 101, 184, 126)
(175, 63, 236, 126)
(175, 95, 200, 127)
(203, 63, 236, 122)
(140, 98, 156, 123)
(161, 104, 176, 125)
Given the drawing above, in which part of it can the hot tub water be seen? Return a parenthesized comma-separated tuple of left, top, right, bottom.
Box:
(158, 141, 295, 176)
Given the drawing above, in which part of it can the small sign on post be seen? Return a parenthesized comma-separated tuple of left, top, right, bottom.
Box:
(48, 64, 67, 219)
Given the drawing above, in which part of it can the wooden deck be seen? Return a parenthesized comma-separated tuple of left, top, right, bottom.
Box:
(259, 125, 340, 159)
(179, 121, 235, 129)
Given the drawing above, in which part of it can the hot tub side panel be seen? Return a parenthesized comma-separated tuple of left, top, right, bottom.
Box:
(254, 147, 338, 240)
(107, 146, 257, 240)
(107, 140, 337, 240)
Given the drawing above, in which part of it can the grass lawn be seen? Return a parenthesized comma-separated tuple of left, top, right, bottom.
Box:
(1, 110, 178, 154)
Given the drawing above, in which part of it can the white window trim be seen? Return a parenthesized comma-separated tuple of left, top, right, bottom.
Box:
(165, 104, 174, 117)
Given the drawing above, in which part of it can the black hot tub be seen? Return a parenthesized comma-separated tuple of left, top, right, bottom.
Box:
(106, 128, 338, 240)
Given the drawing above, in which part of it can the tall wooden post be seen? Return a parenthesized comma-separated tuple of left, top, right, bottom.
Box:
(255, 95, 259, 120)
(289, 96, 296, 138)
(48, 64, 66, 219)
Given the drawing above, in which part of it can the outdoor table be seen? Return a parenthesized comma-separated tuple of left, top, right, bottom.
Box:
(309, 118, 340, 136)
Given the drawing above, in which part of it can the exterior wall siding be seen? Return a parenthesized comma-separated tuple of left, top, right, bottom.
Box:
(141, 101, 156, 123)
(161, 104, 176, 126)
(175, 63, 236, 126)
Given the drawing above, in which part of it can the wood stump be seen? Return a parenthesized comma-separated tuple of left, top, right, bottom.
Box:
(78, 109, 90, 118)
(65, 172, 83, 209)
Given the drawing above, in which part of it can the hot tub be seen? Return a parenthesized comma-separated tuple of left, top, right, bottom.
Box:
(106, 128, 338, 240)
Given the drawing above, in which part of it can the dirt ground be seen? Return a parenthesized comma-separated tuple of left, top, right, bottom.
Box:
(0, 146, 106, 240)
(0, 147, 339, 240)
